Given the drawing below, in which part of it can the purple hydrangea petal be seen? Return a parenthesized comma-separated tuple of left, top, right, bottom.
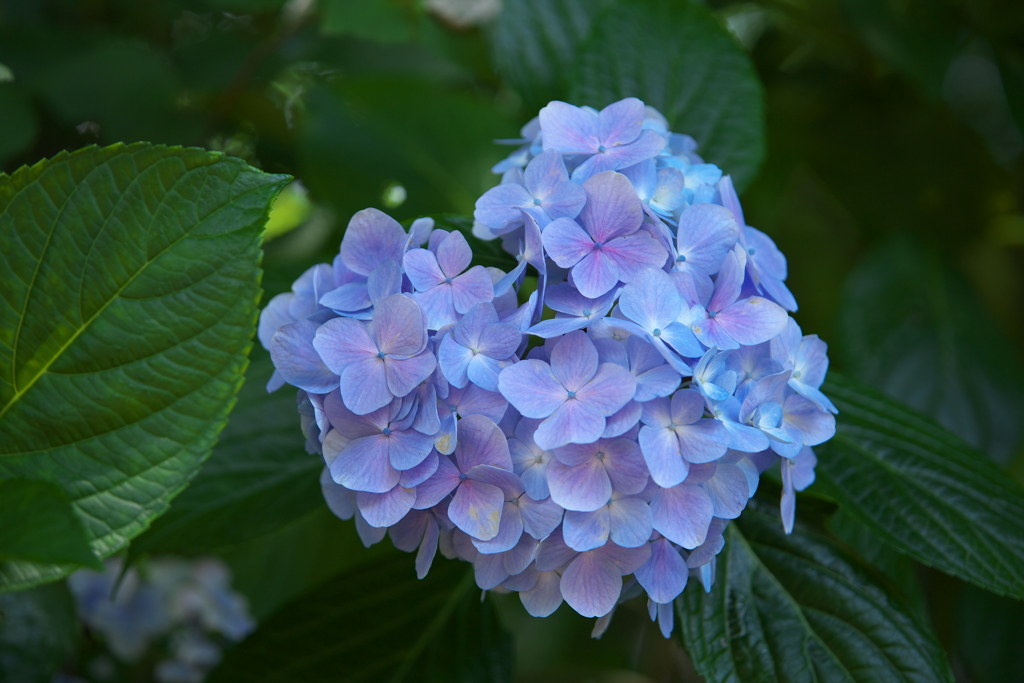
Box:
(543, 217, 594, 269)
(473, 502, 524, 554)
(477, 322, 521, 359)
(676, 420, 730, 464)
(564, 508, 611, 552)
(356, 485, 415, 528)
(404, 248, 446, 291)
(702, 463, 750, 519)
(340, 209, 407, 276)
(438, 333, 474, 388)
(534, 400, 606, 451)
(599, 98, 644, 146)
(417, 515, 440, 578)
(634, 538, 688, 604)
(449, 479, 505, 541)
(560, 551, 622, 618)
(451, 266, 495, 314)
(618, 267, 683, 332)
(270, 320, 339, 394)
(339, 359, 392, 415)
(578, 172, 644, 243)
(540, 101, 600, 155)
(675, 204, 741, 276)
(650, 484, 714, 549)
(535, 527, 577, 571)
(399, 449, 438, 488)
(714, 297, 789, 347)
(498, 360, 567, 419)
(384, 351, 437, 400)
(387, 428, 435, 471)
(330, 435, 401, 494)
(608, 496, 652, 548)
(467, 355, 514, 393)
(412, 283, 457, 330)
(603, 438, 649, 494)
(577, 363, 637, 415)
(547, 455, 612, 512)
(521, 570, 563, 617)
(414, 454, 460, 509)
(474, 182, 534, 230)
(569, 249, 621, 299)
(520, 496, 564, 540)
(602, 400, 642, 438)
(374, 294, 427, 357)
(454, 414, 514, 471)
(319, 282, 371, 314)
(549, 331, 599, 391)
(321, 467, 355, 520)
(638, 425, 690, 488)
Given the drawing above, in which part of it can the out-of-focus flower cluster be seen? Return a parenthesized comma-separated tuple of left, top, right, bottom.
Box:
(65, 558, 254, 683)
(260, 97, 836, 636)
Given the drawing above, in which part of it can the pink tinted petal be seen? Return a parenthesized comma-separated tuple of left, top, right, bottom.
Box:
(521, 571, 563, 617)
(498, 360, 567, 419)
(524, 149, 570, 195)
(603, 231, 668, 283)
(609, 497, 652, 548)
(547, 454, 612, 512)
(716, 297, 789, 346)
(449, 480, 505, 541)
(272, 320, 340, 393)
(676, 203, 740, 276)
(550, 330, 599, 391)
(604, 129, 667, 168)
(451, 266, 494, 314)
(598, 97, 644, 145)
(534, 400, 606, 451)
(414, 454, 460, 509)
(373, 294, 427, 356)
(540, 101, 599, 154)
(454, 414, 513, 471)
(578, 171, 644, 243)
(466, 465, 523, 499)
(331, 435, 401, 493)
(404, 249, 446, 291)
(543, 217, 594, 268)
(357, 485, 415, 528)
(384, 351, 436, 399)
(340, 208, 407, 276)
(638, 426, 689, 488)
(564, 508, 611, 551)
(578, 363, 637, 415)
(651, 484, 714, 549)
(561, 552, 621, 618)
(634, 538, 688, 603)
(340, 359, 391, 415)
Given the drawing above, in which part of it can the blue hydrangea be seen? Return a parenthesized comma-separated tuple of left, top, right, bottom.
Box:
(261, 97, 837, 636)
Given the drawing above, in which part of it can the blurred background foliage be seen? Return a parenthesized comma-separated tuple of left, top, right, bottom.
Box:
(1, 0, 1023, 681)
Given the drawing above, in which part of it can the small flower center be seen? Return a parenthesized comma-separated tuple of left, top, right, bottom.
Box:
(448, 404, 458, 413)
(596, 451, 605, 461)
(444, 276, 453, 284)
(597, 144, 606, 153)
(533, 197, 543, 205)
(748, 248, 756, 255)
(567, 391, 577, 399)
(653, 328, 661, 336)
(382, 427, 391, 436)
(708, 310, 717, 319)
(677, 254, 687, 262)
(377, 351, 386, 359)
(582, 309, 592, 317)
(793, 370, 802, 379)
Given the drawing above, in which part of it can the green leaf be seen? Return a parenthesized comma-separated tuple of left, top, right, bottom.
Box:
(816, 373, 1024, 600)
(0, 582, 79, 682)
(490, 0, 612, 110)
(838, 240, 1024, 463)
(128, 351, 323, 557)
(679, 502, 953, 683)
(0, 143, 289, 592)
(319, 0, 422, 44)
(0, 479, 100, 569)
(208, 552, 514, 683)
(569, 0, 765, 190)
(955, 584, 1024, 683)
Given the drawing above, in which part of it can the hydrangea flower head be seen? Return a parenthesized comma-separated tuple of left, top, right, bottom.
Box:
(262, 97, 837, 636)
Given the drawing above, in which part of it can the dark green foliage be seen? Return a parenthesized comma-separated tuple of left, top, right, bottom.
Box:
(0, 480, 100, 570)
(208, 552, 515, 683)
(0, 144, 288, 592)
(0, 582, 79, 682)
(679, 502, 953, 683)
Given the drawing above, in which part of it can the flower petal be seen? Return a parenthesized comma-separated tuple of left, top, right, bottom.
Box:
(449, 479, 505, 541)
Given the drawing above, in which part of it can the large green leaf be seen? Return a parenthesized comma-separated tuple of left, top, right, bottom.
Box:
(208, 552, 514, 683)
(490, 0, 612, 111)
(129, 351, 322, 557)
(0, 479, 100, 569)
(679, 502, 953, 683)
(0, 582, 79, 682)
(0, 143, 289, 592)
(816, 373, 1024, 599)
(839, 240, 1024, 463)
(569, 0, 765, 190)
